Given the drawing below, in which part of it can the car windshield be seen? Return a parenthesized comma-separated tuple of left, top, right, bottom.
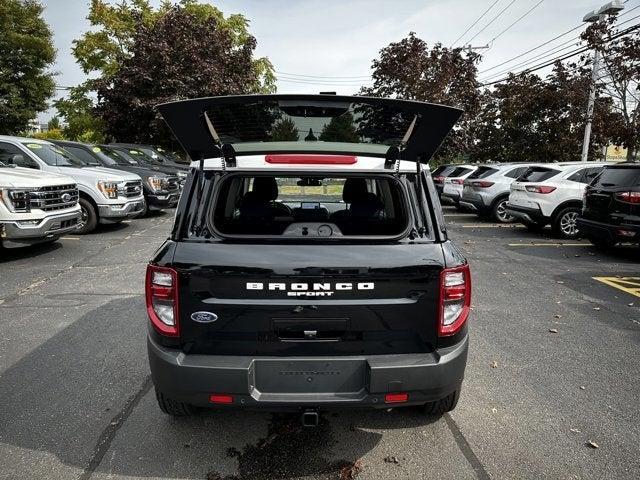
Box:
(212, 174, 409, 238)
(22, 142, 86, 167)
(593, 166, 640, 187)
(518, 167, 560, 182)
(127, 149, 163, 166)
(96, 147, 132, 166)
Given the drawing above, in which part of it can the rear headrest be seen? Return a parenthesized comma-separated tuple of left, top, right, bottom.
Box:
(251, 177, 278, 201)
(342, 178, 369, 203)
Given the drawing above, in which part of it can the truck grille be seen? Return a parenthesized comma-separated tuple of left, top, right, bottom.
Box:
(29, 184, 78, 212)
(166, 177, 181, 192)
(120, 180, 143, 198)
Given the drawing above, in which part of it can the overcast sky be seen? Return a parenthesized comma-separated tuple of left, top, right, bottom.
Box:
(40, 0, 635, 121)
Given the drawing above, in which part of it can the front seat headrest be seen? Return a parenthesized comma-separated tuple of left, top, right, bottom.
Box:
(342, 178, 369, 203)
(251, 177, 278, 201)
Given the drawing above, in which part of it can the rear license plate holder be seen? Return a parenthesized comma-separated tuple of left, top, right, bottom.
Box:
(252, 359, 366, 394)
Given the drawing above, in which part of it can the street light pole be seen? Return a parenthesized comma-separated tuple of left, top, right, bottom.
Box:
(580, 1, 624, 162)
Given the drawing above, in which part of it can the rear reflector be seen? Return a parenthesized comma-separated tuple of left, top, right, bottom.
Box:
(384, 393, 408, 404)
(265, 154, 357, 165)
(209, 394, 234, 404)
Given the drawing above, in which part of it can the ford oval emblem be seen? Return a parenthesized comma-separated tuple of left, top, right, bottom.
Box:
(190, 311, 218, 323)
(61, 193, 72, 202)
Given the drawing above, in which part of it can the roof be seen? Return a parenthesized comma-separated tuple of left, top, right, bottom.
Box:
(0, 135, 52, 144)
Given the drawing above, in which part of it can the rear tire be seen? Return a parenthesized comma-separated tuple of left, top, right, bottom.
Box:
(155, 389, 195, 417)
(552, 207, 581, 239)
(491, 197, 513, 223)
(424, 390, 459, 415)
(76, 197, 98, 234)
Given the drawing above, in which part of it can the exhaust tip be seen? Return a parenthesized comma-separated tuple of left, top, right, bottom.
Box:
(301, 409, 319, 427)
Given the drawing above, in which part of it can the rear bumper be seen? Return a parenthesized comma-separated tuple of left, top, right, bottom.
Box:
(441, 192, 461, 205)
(460, 192, 487, 211)
(1, 209, 80, 248)
(505, 203, 547, 224)
(577, 217, 640, 241)
(146, 192, 180, 211)
(98, 199, 145, 223)
(148, 334, 468, 410)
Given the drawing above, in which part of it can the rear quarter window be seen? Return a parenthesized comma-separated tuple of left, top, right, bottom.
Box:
(593, 166, 640, 187)
(517, 167, 561, 182)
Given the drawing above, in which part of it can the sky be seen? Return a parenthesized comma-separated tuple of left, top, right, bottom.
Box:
(39, 0, 637, 121)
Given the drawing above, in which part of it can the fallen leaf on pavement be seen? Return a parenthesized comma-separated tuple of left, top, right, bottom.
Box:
(556, 280, 564, 284)
(549, 328, 558, 333)
(580, 386, 586, 390)
(570, 428, 581, 433)
(554, 314, 562, 319)
(490, 361, 498, 368)
(383, 456, 399, 464)
(593, 307, 601, 311)
(586, 440, 599, 449)
(491, 407, 497, 414)
(340, 459, 363, 480)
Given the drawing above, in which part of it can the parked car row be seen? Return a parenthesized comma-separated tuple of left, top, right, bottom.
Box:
(435, 160, 639, 247)
(0, 136, 188, 249)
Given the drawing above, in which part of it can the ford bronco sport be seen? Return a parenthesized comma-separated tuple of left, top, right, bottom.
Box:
(146, 95, 471, 421)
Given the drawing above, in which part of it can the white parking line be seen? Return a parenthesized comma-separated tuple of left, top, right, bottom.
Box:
(508, 242, 590, 247)
(60, 237, 80, 240)
(459, 224, 525, 228)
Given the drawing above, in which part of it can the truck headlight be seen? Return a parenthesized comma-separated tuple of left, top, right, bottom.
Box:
(0, 189, 31, 213)
(97, 181, 118, 199)
(146, 176, 168, 193)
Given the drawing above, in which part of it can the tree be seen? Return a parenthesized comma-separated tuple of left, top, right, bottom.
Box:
(95, 5, 271, 145)
(270, 118, 299, 141)
(582, 17, 640, 160)
(47, 117, 61, 130)
(0, 0, 56, 134)
(319, 112, 359, 143)
(361, 33, 481, 161)
(53, 85, 105, 142)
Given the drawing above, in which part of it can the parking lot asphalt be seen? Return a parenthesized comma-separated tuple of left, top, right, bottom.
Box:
(0, 206, 638, 480)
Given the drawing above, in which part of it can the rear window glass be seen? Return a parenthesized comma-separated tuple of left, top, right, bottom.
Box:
(431, 165, 450, 176)
(504, 166, 528, 179)
(448, 167, 472, 178)
(518, 167, 560, 182)
(467, 167, 498, 179)
(593, 166, 640, 187)
(212, 175, 408, 238)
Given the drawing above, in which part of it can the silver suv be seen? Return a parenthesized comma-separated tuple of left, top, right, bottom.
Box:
(459, 163, 535, 222)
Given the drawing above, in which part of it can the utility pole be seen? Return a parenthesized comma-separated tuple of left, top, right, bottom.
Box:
(580, 1, 624, 162)
(464, 44, 489, 58)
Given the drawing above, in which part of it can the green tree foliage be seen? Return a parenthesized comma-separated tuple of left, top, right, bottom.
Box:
(319, 112, 359, 143)
(270, 118, 299, 141)
(53, 85, 105, 142)
(47, 116, 60, 130)
(0, 0, 56, 134)
(95, 5, 272, 145)
(361, 33, 481, 161)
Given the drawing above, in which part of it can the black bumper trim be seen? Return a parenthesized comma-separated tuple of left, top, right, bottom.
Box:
(505, 203, 546, 224)
(148, 334, 468, 409)
(577, 217, 640, 240)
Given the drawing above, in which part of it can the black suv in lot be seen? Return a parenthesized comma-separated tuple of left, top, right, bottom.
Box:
(578, 163, 640, 248)
(146, 95, 471, 421)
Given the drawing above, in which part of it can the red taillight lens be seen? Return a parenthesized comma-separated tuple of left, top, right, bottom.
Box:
(472, 181, 495, 188)
(525, 185, 556, 194)
(145, 265, 179, 337)
(451, 179, 465, 185)
(265, 154, 357, 165)
(615, 191, 640, 203)
(434, 176, 444, 183)
(384, 392, 408, 403)
(438, 264, 471, 337)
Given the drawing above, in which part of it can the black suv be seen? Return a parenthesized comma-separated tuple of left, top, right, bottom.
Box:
(146, 95, 471, 422)
(51, 140, 182, 214)
(578, 163, 640, 248)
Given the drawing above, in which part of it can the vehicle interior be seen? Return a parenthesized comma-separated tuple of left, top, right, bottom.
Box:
(212, 174, 409, 237)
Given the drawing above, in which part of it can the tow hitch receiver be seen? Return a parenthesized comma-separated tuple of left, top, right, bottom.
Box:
(301, 409, 319, 427)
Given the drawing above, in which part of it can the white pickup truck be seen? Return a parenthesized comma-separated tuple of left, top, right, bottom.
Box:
(0, 136, 145, 233)
(0, 162, 81, 248)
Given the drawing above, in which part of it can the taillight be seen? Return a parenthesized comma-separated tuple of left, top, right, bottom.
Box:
(472, 181, 495, 188)
(525, 185, 556, 194)
(145, 265, 179, 336)
(615, 191, 640, 203)
(451, 179, 465, 185)
(265, 154, 356, 165)
(434, 176, 444, 183)
(439, 264, 471, 337)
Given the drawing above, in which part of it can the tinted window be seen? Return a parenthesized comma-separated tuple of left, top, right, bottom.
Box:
(213, 175, 408, 238)
(518, 167, 561, 182)
(467, 167, 498, 179)
(431, 165, 449, 176)
(593, 166, 640, 187)
(448, 167, 472, 178)
(0, 142, 39, 168)
(504, 166, 528, 179)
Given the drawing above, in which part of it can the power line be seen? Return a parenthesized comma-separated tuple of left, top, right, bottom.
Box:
(274, 70, 371, 80)
(487, 0, 546, 47)
(450, 0, 502, 47)
(463, 0, 521, 45)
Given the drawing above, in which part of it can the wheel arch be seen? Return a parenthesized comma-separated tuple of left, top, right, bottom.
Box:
(489, 192, 510, 209)
(78, 191, 99, 220)
(551, 200, 583, 221)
